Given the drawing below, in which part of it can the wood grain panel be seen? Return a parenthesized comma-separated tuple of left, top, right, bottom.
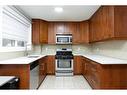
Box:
(82, 56, 127, 89)
(46, 56, 55, 75)
(32, 19, 40, 44)
(74, 56, 82, 75)
(48, 22, 56, 44)
(80, 21, 89, 43)
(39, 57, 47, 85)
(114, 6, 127, 38)
(32, 19, 48, 44)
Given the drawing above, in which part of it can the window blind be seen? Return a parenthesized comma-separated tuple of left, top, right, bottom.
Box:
(2, 6, 31, 42)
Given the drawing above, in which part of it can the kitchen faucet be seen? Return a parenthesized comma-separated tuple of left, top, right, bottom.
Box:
(24, 42, 31, 56)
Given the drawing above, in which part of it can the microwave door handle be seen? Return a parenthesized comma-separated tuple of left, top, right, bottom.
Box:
(70, 37, 72, 43)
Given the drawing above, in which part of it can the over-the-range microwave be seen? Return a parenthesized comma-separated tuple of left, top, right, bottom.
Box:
(56, 34, 72, 44)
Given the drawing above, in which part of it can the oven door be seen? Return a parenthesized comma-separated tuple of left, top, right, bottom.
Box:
(55, 59, 73, 70)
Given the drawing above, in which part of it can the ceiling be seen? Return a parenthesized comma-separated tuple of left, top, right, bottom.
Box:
(17, 5, 100, 21)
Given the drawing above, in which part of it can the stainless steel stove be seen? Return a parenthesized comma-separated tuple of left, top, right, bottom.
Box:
(55, 48, 74, 76)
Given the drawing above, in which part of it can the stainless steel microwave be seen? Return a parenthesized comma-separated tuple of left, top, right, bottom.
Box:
(56, 34, 72, 44)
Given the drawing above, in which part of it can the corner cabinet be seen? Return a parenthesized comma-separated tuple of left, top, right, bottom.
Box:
(32, 19, 48, 44)
(89, 6, 127, 43)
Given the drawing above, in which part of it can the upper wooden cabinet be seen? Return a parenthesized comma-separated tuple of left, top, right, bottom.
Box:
(32, 20, 89, 44)
(48, 22, 55, 44)
(89, 6, 127, 42)
(54, 22, 75, 34)
(79, 21, 89, 43)
(54, 22, 65, 34)
(48, 22, 89, 44)
(32, 19, 48, 44)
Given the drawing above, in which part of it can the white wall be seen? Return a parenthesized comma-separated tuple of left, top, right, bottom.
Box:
(0, 47, 33, 61)
(92, 40, 127, 60)
(0, 51, 24, 61)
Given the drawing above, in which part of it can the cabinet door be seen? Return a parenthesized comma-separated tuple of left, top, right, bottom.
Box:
(72, 23, 81, 44)
(47, 56, 55, 75)
(54, 22, 65, 34)
(39, 57, 47, 84)
(32, 19, 48, 44)
(64, 22, 76, 34)
(32, 19, 40, 44)
(114, 6, 127, 38)
(89, 6, 114, 42)
(48, 22, 55, 44)
(82, 58, 87, 76)
(80, 21, 89, 43)
(74, 56, 82, 75)
(40, 20, 48, 43)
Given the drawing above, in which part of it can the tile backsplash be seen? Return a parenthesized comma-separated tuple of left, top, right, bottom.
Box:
(1, 40, 127, 61)
(92, 40, 127, 60)
(32, 44, 92, 55)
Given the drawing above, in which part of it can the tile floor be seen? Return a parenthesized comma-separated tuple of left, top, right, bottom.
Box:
(39, 75, 92, 89)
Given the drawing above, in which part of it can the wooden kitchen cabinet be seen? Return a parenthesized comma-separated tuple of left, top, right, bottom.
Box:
(89, 6, 127, 43)
(83, 57, 100, 89)
(32, 19, 48, 44)
(71, 22, 81, 44)
(82, 56, 127, 89)
(39, 56, 47, 85)
(48, 22, 56, 44)
(54, 22, 76, 35)
(32, 19, 89, 44)
(54, 22, 65, 34)
(79, 21, 89, 43)
(82, 57, 87, 76)
(65, 22, 77, 34)
(46, 56, 55, 75)
(74, 56, 82, 75)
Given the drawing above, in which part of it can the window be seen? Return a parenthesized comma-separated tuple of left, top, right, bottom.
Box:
(0, 6, 31, 52)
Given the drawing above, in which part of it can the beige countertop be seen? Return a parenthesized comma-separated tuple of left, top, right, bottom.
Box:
(0, 55, 46, 64)
(74, 53, 127, 64)
(0, 53, 127, 65)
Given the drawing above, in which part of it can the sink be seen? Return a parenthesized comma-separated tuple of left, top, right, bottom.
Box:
(27, 55, 40, 58)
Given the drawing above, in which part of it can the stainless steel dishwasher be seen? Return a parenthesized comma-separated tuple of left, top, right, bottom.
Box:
(30, 61, 39, 89)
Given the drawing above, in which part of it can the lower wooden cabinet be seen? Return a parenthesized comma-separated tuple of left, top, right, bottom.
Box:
(82, 56, 127, 89)
(46, 56, 55, 75)
(74, 56, 82, 75)
(82, 57, 100, 89)
(39, 57, 47, 85)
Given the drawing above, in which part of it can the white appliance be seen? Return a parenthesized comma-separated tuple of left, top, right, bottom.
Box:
(56, 34, 72, 44)
(30, 61, 39, 89)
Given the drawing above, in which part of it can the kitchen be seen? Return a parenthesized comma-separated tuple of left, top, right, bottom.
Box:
(1, 4, 127, 91)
